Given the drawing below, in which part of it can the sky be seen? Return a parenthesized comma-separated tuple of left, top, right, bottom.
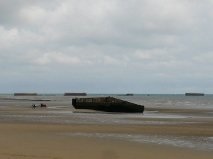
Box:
(0, 0, 213, 94)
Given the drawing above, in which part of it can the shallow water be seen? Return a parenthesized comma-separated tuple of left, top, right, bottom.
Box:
(61, 132, 213, 151)
(1, 94, 213, 110)
(117, 94, 213, 110)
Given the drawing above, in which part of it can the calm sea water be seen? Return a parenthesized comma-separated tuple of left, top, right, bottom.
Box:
(0, 94, 213, 109)
(117, 94, 213, 109)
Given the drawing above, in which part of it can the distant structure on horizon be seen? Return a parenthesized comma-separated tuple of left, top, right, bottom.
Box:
(14, 93, 38, 96)
(125, 93, 134, 96)
(185, 93, 204, 96)
(64, 92, 87, 96)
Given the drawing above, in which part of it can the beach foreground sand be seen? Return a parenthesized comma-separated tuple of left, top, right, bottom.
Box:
(0, 122, 212, 159)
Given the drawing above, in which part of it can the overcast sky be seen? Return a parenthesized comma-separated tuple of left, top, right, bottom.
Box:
(0, 0, 213, 94)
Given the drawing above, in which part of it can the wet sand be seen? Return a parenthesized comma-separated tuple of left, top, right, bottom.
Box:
(0, 122, 213, 159)
(0, 98, 213, 159)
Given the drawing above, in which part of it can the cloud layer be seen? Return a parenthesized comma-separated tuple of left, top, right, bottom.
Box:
(1, 0, 213, 93)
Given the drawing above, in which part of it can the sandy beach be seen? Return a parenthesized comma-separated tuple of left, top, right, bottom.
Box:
(0, 122, 213, 159)
(0, 123, 213, 159)
(0, 95, 213, 159)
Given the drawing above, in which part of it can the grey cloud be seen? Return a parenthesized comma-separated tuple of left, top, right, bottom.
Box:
(0, 0, 213, 93)
(0, 0, 59, 27)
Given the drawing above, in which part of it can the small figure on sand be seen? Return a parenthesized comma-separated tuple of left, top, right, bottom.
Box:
(32, 103, 47, 109)
(40, 103, 47, 107)
(32, 104, 36, 109)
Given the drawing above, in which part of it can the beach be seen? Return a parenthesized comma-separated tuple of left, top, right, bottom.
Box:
(0, 95, 213, 159)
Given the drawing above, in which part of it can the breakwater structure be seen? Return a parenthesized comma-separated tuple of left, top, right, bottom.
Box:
(64, 93, 87, 96)
(125, 93, 134, 96)
(185, 93, 204, 96)
(14, 93, 38, 96)
(72, 96, 144, 113)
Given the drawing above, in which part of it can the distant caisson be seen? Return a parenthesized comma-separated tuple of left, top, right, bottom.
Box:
(64, 93, 87, 96)
(185, 93, 204, 96)
(14, 93, 38, 96)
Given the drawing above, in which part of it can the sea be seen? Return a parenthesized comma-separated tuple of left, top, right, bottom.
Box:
(1, 93, 213, 109)
(0, 94, 213, 151)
